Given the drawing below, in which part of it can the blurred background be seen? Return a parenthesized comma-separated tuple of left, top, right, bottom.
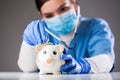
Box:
(0, 0, 120, 72)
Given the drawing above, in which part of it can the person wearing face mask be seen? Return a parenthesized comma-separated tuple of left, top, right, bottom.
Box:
(18, 0, 115, 74)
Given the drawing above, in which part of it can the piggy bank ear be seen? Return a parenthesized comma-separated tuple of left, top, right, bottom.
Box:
(36, 44, 44, 52)
(56, 45, 64, 53)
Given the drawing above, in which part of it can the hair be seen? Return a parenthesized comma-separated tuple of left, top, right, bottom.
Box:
(35, 0, 49, 11)
(35, 0, 75, 12)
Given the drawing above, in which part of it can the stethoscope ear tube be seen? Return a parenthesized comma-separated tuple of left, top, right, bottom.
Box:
(44, 5, 81, 59)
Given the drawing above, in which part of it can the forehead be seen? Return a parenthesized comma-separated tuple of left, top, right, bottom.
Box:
(41, 0, 70, 14)
(44, 45, 56, 50)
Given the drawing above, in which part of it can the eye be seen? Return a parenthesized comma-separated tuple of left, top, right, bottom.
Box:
(43, 51, 46, 54)
(53, 51, 57, 55)
(59, 6, 70, 14)
(45, 14, 54, 19)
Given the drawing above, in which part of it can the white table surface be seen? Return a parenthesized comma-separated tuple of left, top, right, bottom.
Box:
(0, 72, 120, 80)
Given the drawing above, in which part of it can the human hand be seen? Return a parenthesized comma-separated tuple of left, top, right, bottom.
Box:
(22, 20, 47, 46)
(61, 51, 91, 74)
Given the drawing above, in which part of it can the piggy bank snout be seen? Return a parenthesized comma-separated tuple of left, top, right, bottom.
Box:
(46, 58, 53, 64)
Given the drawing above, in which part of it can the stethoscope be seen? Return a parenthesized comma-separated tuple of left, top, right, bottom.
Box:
(44, 6, 80, 59)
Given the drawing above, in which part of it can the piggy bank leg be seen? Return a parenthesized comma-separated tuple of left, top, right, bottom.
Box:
(53, 71, 61, 75)
(39, 71, 46, 75)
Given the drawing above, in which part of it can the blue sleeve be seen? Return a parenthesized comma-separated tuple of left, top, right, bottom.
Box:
(22, 20, 47, 46)
(88, 18, 115, 57)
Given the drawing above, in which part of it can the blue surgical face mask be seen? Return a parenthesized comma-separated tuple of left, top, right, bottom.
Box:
(44, 8, 78, 34)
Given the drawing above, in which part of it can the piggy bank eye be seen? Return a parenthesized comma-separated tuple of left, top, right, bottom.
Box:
(53, 51, 57, 55)
(43, 51, 46, 54)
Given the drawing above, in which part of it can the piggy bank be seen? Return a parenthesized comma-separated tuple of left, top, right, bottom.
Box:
(36, 43, 65, 75)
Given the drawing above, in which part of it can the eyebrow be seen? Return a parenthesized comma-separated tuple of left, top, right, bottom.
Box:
(58, 3, 66, 11)
(42, 3, 66, 16)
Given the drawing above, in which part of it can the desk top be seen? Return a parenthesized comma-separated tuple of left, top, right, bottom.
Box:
(0, 72, 120, 80)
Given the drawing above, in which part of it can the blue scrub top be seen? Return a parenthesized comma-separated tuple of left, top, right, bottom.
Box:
(23, 17, 115, 60)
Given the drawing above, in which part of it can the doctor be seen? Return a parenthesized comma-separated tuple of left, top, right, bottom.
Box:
(18, 0, 115, 74)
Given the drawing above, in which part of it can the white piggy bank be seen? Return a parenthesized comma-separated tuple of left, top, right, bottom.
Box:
(36, 43, 65, 75)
